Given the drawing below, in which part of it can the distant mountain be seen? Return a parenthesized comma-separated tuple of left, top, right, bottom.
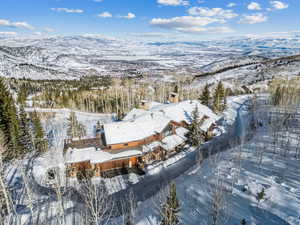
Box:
(1, 35, 300, 80)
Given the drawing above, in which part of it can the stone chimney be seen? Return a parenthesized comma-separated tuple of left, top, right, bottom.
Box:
(139, 100, 150, 110)
(169, 92, 179, 103)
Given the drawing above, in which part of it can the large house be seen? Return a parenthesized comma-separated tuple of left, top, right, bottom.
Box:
(64, 93, 219, 178)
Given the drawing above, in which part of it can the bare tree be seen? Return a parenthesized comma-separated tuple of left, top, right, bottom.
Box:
(120, 190, 137, 225)
(206, 153, 231, 225)
(79, 179, 114, 225)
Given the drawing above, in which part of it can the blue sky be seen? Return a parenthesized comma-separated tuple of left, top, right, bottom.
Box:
(0, 0, 298, 40)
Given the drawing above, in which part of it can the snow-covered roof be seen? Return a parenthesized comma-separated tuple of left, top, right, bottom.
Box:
(175, 127, 189, 138)
(65, 147, 96, 164)
(122, 108, 147, 121)
(161, 134, 186, 151)
(122, 101, 162, 121)
(104, 100, 218, 146)
(65, 147, 142, 164)
(90, 149, 142, 164)
(150, 100, 219, 125)
(104, 114, 170, 145)
(142, 141, 161, 153)
(124, 100, 219, 131)
(200, 117, 216, 132)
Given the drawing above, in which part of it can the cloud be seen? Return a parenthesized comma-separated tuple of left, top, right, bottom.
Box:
(51, 8, 84, 13)
(93, 0, 103, 2)
(34, 32, 43, 36)
(150, 16, 222, 29)
(239, 13, 267, 24)
(118, 13, 135, 19)
(149, 16, 232, 34)
(248, 2, 262, 10)
(0, 19, 35, 30)
(97, 12, 112, 18)
(176, 26, 234, 34)
(44, 27, 55, 32)
(157, 0, 189, 6)
(268, 1, 288, 10)
(188, 7, 238, 19)
(0, 31, 17, 36)
(227, 3, 236, 7)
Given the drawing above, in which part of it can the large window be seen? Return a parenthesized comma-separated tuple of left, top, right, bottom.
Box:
(163, 125, 173, 136)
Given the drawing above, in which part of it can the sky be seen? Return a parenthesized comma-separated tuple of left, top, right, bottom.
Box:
(0, 0, 299, 41)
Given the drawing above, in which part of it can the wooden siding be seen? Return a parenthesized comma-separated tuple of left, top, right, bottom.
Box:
(94, 156, 138, 175)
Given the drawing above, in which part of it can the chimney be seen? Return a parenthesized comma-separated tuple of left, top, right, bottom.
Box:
(169, 92, 179, 103)
(139, 100, 150, 110)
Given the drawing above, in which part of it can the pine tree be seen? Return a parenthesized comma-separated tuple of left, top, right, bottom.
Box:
(161, 182, 180, 225)
(256, 187, 265, 206)
(0, 78, 21, 160)
(67, 112, 86, 139)
(213, 81, 226, 112)
(272, 86, 282, 105)
(31, 111, 48, 153)
(18, 106, 33, 154)
(17, 86, 27, 106)
(199, 84, 211, 107)
(187, 106, 203, 146)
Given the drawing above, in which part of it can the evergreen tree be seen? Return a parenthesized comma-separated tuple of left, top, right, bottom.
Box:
(256, 187, 265, 206)
(213, 81, 226, 112)
(272, 86, 282, 105)
(0, 78, 21, 160)
(199, 84, 211, 107)
(18, 106, 33, 153)
(186, 106, 204, 146)
(161, 182, 180, 225)
(67, 112, 86, 139)
(17, 86, 27, 106)
(31, 111, 48, 153)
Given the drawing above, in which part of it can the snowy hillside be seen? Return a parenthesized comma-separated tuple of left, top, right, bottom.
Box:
(1, 36, 300, 80)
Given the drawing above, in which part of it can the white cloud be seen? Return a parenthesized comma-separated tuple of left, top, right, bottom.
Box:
(0, 19, 35, 30)
(118, 13, 135, 19)
(239, 13, 267, 24)
(188, 7, 238, 19)
(51, 8, 84, 13)
(227, 3, 236, 7)
(150, 16, 234, 34)
(157, 0, 189, 6)
(98, 12, 112, 18)
(150, 16, 221, 29)
(176, 26, 234, 34)
(34, 32, 43, 36)
(248, 2, 262, 10)
(0, 31, 17, 36)
(93, 0, 103, 2)
(268, 1, 288, 10)
(44, 27, 55, 32)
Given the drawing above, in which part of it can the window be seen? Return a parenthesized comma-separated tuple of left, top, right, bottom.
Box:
(124, 143, 129, 147)
(163, 125, 173, 136)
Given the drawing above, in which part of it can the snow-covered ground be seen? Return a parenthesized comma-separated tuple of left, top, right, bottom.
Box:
(5, 95, 300, 225)
(1, 35, 300, 80)
(26, 108, 114, 187)
(132, 101, 300, 225)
